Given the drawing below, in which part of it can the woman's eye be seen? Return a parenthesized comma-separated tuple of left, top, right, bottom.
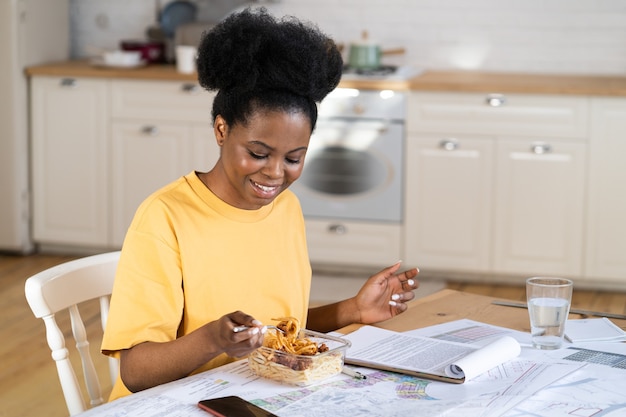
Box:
(286, 157, 301, 164)
(249, 151, 267, 160)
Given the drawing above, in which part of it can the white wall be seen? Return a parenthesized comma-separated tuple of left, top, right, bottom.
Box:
(70, 0, 626, 75)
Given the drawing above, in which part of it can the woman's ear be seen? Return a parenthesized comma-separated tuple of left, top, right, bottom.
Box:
(213, 115, 227, 146)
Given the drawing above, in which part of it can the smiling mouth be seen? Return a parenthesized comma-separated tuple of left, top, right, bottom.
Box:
(251, 180, 281, 197)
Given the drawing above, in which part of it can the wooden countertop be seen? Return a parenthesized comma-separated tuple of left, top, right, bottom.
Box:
(410, 70, 626, 96)
(25, 60, 626, 96)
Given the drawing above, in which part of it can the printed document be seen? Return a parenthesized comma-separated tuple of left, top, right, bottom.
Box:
(343, 325, 521, 382)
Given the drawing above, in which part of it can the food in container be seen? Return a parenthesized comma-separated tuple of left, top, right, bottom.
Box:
(248, 318, 350, 386)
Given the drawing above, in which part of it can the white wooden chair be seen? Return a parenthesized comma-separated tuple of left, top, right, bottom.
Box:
(24, 251, 121, 416)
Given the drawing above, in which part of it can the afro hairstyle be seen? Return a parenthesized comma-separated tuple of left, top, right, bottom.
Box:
(196, 7, 343, 130)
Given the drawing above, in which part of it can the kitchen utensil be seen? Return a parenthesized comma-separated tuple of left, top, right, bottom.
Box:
(120, 39, 165, 64)
(347, 31, 405, 70)
(232, 324, 285, 333)
(159, 0, 197, 39)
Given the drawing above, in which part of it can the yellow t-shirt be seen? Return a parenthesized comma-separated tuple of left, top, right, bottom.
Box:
(102, 172, 311, 400)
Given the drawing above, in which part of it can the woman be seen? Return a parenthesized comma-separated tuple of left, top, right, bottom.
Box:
(102, 8, 419, 401)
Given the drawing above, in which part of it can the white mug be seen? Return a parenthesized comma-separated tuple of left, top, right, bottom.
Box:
(175, 45, 197, 74)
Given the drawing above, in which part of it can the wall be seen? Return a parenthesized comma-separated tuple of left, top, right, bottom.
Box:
(70, 0, 626, 75)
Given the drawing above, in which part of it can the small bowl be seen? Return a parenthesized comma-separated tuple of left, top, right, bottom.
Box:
(248, 329, 351, 386)
(102, 50, 143, 67)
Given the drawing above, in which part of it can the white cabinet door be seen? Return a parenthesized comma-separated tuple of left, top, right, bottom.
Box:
(110, 121, 193, 247)
(493, 140, 586, 277)
(31, 76, 109, 246)
(586, 99, 626, 281)
(404, 134, 494, 271)
(408, 92, 588, 139)
(306, 219, 402, 268)
(111, 80, 213, 122)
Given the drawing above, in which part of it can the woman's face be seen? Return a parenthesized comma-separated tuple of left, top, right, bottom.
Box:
(212, 110, 311, 210)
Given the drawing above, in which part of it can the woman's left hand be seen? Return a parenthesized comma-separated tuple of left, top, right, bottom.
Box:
(354, 261, 419, 324)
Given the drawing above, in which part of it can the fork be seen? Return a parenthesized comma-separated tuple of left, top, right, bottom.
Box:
(232, 324, 285, 334)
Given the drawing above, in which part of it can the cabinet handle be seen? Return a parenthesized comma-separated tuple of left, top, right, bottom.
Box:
(60, 78, 77, 88)
(531, 143, 552, 154)
(439, 139, 458, 151)
(181, 83, 200, 94)
(328, 224, 347, 235)
(141, 125, 159, 136)
(485, 93, 506, 107)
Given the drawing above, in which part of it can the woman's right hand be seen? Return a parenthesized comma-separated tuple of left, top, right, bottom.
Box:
(215, 311, 267, 358)
(120, 310, 265, 393)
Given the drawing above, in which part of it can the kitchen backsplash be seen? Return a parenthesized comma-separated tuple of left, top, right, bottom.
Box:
(70, 0, 626, 75)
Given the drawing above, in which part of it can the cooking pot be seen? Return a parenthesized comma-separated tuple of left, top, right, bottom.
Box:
(347, 31, 405, 70)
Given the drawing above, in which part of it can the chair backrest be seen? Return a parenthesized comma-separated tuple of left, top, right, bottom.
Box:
(24, 251, 121, 416)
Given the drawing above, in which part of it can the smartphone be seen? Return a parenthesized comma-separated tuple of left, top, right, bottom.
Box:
(198, 396, 278, 417)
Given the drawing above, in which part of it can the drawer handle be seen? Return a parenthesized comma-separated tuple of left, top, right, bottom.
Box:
(328, 224, 347, 235)
(60, 78, 77, 88)
(181, 83, 200, 94)
(439, 139, 458, 151)
(485, 94, 506, 107)
(531, 143, 552, 154)
(142, 125, 159, 136)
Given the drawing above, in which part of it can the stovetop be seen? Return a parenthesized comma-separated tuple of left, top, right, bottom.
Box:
(342, 65, 398, 77)
(340, 65, 423, 81)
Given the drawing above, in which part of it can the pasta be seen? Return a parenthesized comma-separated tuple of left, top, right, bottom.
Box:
(264, 317, 327, 357)
(247, 317, 348, 386)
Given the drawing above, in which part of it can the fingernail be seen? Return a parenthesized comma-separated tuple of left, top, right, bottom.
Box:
(391, 294, 400, 301)
(251, 327, 260, 335)
(389, 300, 397, 307)
(252, 319, 262, 326)
(407, 279, 415, 286)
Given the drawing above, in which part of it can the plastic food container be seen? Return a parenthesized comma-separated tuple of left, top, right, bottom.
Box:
(248, 329, 351, 386)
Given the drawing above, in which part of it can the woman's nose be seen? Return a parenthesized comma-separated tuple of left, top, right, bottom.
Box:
(262, 158, 283, 178)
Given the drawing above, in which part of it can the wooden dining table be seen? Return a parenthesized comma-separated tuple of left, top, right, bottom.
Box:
(340, 288, 626, 334)
(77, 289, 626, 416)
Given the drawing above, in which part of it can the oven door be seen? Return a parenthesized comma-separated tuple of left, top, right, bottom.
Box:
(290, 118, 403, 223)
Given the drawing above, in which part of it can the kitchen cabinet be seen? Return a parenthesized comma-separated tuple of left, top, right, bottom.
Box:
(404, 92, 588, 279)
(30, 76, 218, 249)
(31, 76, 110, 247)
(404, 135, 494, 272)
(585, 98, 626, 282)
(493, 140, 586, 276)
(305, 220, 402, 268)
(110, 80, 217, 246)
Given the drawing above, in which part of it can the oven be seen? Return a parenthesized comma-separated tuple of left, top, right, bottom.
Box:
(290, 87, 407, 267)
(292, 88, 405, 222)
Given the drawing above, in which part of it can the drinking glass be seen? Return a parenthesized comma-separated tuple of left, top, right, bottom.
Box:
(526, 277, 573, 350)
